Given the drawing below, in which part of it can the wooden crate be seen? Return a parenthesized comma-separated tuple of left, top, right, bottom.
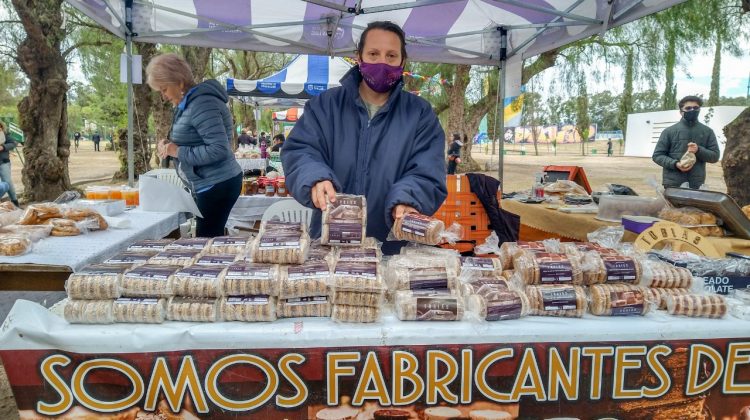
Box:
(434, 174, 501, 245)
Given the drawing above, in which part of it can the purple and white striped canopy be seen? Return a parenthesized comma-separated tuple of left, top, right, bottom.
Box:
(69, 0, 686, 65)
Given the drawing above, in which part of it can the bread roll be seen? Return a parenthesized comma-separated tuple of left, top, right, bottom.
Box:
(167, 297, 218, 322)
(120, 264, 181, 297)
(278, 261, 330, 299)
(321, 194, 367, 246)
(666, 294, 726, 318)
(218, 296, 276, 322)
(391, 213, 445, 245)
(17, 203, 62, 225)
(278, 296, 331, 318)
(332, 304, 381, 323)
(526, 285, 587, 317)
(394, 290, 464, 321)
(63, 299, 114, 324)
(589, 284, 649, 316)
(222, 262, 280, 297)
(113, 298, 167, 323)
(65, 264, 130, 299)
(47, 218, 81, 236)
(467, 291, 530, 321)
(172, 265, 226, 297)
(513, 251, 584, 285)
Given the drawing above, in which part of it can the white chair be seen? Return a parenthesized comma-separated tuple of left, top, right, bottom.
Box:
(261, 199, 313, 228)
(140, 168, 185, 188)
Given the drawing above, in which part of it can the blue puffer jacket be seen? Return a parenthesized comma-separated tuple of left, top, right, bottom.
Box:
(170, 79, 241, 192)
(281, 66, 447, 254)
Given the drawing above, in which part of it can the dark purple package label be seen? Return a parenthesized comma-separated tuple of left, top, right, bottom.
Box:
(211, 236, 248, 246)
(400, 214, 433, 237)
(485, 295, 523, 321)
(152, 250, 201, 259)
(106, 252, 152, 263)
(540, 287, 578, 311)
(115, 298, 159, 305)
(126, 265, 179, 280)
(226, 263, 272, 279)
(307, 248, 330, 261)
(334, 262, 377, 278)
(603, 257, 638, 282)
(227, 296, 269, 305)
(461, 257, 496, 270)
(259, 233, 301, 248)
(285, 296, 328, 305)
(171, 297, 216, 305)
(196, 255, 237, 265)
(537, 254, 573, 283)
(327, 222, 363, 244)
(339, 249, 378, 261)
(263, 221, 303, 233)
(327, 196, 365, 221)
(288, 262, 330, 279)
(169, 237, 211, 249)
(128, 239, 174, 250)
(177, 266, 225, 279)
(408, 268, 449, 290)
(609, 290, 645, 316)
(416, 297, 458, 321)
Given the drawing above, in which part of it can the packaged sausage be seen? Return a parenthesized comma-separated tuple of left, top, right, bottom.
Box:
(332, 304, 381, 323)
(113, 298, 167, 324)
(467, 291, 530, 321)
(103, 251, 153, 267)
(579, 251, 642, 285)
(513, 251, 584, 285)
(127, 239, 175, 253)
(172, 265, 226, 298)
(165, 237, 212, 251)
(666, 294, 726, 319)
(389, 213, 463, 246)
(147, 249, 203, 267)
(588, 284, 650, 316)
(65, 263, 130, 300)
(321, 194, 367, 246)
(249, 229, 310, 265)
(221, 262, 280, 296)
(278, 261, 330, 299)
(525, 284, 587, 317)
(120, 264, 181, 298)
(278, 296, 332, 318)
(167, 297, 219, 322)
(218, 296, 277, 322)
(206, 236, 251, 255)
(394, 290, 464, 321)
(63, 299, 114, 324)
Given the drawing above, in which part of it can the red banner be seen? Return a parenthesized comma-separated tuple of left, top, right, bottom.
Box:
(3, 338, 750, 419)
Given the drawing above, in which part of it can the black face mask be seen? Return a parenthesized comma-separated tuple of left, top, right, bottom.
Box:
(683, 109, 700, 122)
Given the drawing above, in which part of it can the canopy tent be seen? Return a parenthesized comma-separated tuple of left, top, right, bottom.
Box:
(273, 107, 305, 122)
(68, 0, 688, 185)
(227, 54, 352, 108)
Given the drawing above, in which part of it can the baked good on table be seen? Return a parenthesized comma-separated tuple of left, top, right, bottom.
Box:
(0, 234, 32, 256)
(461, 278, 510, 301)
(63, 208, 108, 230)
(467, 290, 530, 321)
(395, 290, 464, 321)
(278, 296, 331, 318)
(113, 298, 167, 323)
(65, 264, 130, 299)
(391, 213, 446, 245)
(167, 297, 218, 322)
(63, 299, 114, 324)
(120, 264, 181, 297)
(513, 251, 584, 285)
(194, 253, 239, 266)
(666, 294, 726, 318)
(331, 290, 383, 307)
(644, 287, 691, 310)
(47, 218, 81, 236)
(459, 256, 504, 279)
(278, 261, 330, 299)
(580, 252, 642, 285)
(526, 284, 587, 317)
(321, 194, 367, 246)
(172, 265, 226, 297)
(332, 304, 381, 323)
(206, 235, 251, 254)
(386, 255, 459, 291)
(104, 251, 153, 267)
(249, 229, 310, 265)
(147, 249, 202, 266)
(221, 262, 280, 296)
(641, 262, 693, 289)
(589, 284, 650, 316)
(331, 261, 383, 292)
(165, 237, 212, 251)
(127, 239, 174, 252)
(218, 296, 276, 322)
(17, 203, 62, 225)
(499, 241, 546, 269)
(0, 202, 17, 212)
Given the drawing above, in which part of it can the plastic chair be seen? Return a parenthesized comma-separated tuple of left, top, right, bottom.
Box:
(261, 199, 313, 228)
(141, 168, 185, 188)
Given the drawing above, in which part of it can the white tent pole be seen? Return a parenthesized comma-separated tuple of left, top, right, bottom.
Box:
(497, 28, 507, 185)
(125, 0, 134, 187)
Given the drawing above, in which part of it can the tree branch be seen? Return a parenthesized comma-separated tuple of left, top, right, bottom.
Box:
(63, 40, 114, 58)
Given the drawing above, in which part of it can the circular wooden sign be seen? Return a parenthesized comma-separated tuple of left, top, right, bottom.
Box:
(634, 221, 720, 257)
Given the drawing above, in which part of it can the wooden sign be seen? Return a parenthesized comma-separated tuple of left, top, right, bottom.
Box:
(634, 221, 720, 257)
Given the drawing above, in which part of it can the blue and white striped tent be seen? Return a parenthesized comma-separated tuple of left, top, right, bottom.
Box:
(226, 55, 352, 104)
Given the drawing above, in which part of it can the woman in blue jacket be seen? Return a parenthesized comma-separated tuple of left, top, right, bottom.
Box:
(146, 53, 242, 237)
(281, 21, 447, 254)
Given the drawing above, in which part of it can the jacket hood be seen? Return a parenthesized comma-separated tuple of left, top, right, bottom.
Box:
(187, 79, 228, 105)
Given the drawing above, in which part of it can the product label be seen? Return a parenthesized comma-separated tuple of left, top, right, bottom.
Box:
(115, 298, 159, 305)
(465, 280, 509, 297)
(327, 222, 363, 244)
(171, 297, 216, 305)
(127, 239, 173, 250)
(609, 290, 645, 316)
(338, 249, 378, 261)
(416, 297, 458, 321)
(602, 257, 638, 282)
(263, 221, 303, 234)
(540, 287, 578, 311)
(537, 253, 574, 283)
(79, 264, 129, 276)
(168, 238, 211, 250)
(408, 267, 449, 290)
(400, 214, 433, 237)
(106, 252, 151, 264)
(285, 296, 328, 306)
(125, 266, 178, 280)
(177, 266, 225, 279)
(227, 296, 269, 305)
(152, 250, 201, 260)
(211, 236, 248, 246)
(485, 294, 523, 321)
(306, 248, 330, 261)
(225, 263, 272, 279)
(259, 233, 301, 248)
(460, 257, 496, 271)
(288, 262, 330, 279)
(518, 241, 546, 250)
(334, 262, 377, 278)
(196, 255, 237, 266)
(327, 196, 365, 221)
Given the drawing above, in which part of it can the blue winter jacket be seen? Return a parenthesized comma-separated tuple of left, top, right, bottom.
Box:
(170, 79, 242, 192)
(281, 66, 448, 254)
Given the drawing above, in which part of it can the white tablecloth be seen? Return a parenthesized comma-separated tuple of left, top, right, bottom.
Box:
(0, 209, 180, 272)
(226, 195, 294, 231)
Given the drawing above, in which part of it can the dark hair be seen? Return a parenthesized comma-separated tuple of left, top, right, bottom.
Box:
(452, 133, 460, 141)
(678, 95, 703, 109)
(357, 21, 408, 63)
(273, 133, 285, 142)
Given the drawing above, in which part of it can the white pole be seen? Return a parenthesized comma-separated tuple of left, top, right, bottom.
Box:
(497, 28, 508, 184)
(126, 35, 134, 187)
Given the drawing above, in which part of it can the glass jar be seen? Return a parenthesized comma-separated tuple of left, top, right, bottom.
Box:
(277, 179, 287, 197)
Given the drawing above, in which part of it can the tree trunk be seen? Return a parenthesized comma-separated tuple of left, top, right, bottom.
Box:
(181, 46, 213, 82)
(722, 107, 750, 206)
(707, 32, 721, 107)
(152, 95, 172, 167)
(114, 42, 156, 181)
(12, 0, 71, 203)
(661, 34, 677, 111)
(618, 50, 634, 138)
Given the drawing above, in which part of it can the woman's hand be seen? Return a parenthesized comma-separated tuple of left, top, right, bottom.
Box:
(392, 204, 418, 220)
(311, 180, 336, 210)
(157, 140, 178, 159)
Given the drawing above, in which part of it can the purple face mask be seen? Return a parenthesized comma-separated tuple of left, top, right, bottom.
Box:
(359, 62, 403, 93)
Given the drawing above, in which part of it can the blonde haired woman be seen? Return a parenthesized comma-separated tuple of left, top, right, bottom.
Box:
(0, 121, 19, 206)
(146, 53, 242, 237)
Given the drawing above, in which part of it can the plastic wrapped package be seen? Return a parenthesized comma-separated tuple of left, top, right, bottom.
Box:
(644, 287, 691, 310)
(595, 195, 666, 223)
(222, 262, 280, 296)
(335, 247, 382, 264)
(65, 264, 130, 299)
(733, 287, 750, 305)
(62, 208, 108, 231)
(559, 242, 621, 259)
(321, 194, 367, 246)
(331, 262, 384, 292)
(165, 237, 212, 251)
(666, 294, 726, 319)
(46, 218, 86, 236)
(113, 298, 167, 323)
(63, 299, 114, 324)
(659, 206, 719, 226)
(206, 236, 251, 255)
(172, 265, 226, 297)
(389, 213, 463, 245)
(278, 261, 331, 299)
(499, 241, 547, 269)
(331, 290, 385, 307)
(689, 226, 725, 237)
(0, 234, 32, 256)
(544, 180, 588, 196)
(147, 249, 203, 267)
(120, 264, 181, 297)
(307, 244, 333, 265)
(17, 203, 63, 225)
(474, 231, 502, 257)
(249, 230, 310, 265)
(332, 304, 381, 323)
(218, 296, 277, 322)
(587, 226, 626, 249)
(513, 251, 584, 285)
(394, 290, 464, 321)
(260, 220, 308, 235)
(386, 255, 459, 292)
(194, 254, 239, 266)
(278, 296, 332, 318)
(588, 284, 650, 316)
(640, 260, 694, 289)
(466, 291, 530, 321)
(579, 252, 642, 285)
(728, 299, 750, 320)
(1, 224, 53, 242)
(167, 297, 218, 322)
(525, 285, 587, 317)
(103, 251, 154, 267)
(460, 278, 511, 301)
(0, 207, 22, 226)
(127, 239, 174, 253)
(459, 257, 503, 279)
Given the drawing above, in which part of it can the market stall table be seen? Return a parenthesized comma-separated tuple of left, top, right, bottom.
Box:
(1, 300, 749, 418)
(0, 209, 180, 291)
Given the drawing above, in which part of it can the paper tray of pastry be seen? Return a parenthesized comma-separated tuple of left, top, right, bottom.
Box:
(665, 187, 750, 239)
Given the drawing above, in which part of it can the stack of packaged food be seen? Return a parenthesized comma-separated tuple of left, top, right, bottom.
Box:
(329, 244, 385, 323)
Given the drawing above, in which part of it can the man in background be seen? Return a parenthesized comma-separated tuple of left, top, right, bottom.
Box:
(92, 131, 101, 152)
(237, 129, 253, 147)
(271, 133, 285, 152)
